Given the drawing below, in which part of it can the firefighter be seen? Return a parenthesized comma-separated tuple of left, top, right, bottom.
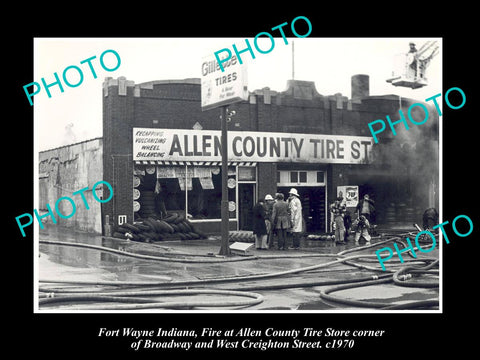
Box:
(353, 214, 371, 243)
(287, 188, 303, 250)
(356, 194, 375, 223)
(423, 208, 439, 230)
(330, 197, 346, 244)
(343, 210, 352, 242)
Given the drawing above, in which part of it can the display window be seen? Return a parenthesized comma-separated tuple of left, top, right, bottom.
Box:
(133, 165, 238, 221)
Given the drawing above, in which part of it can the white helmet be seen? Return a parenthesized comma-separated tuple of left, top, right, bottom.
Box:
(289, 188, 299, 197)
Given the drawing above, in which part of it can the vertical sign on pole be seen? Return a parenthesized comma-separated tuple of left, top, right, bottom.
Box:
(201, 51, 248, 256)
(201, 52, 248, 111)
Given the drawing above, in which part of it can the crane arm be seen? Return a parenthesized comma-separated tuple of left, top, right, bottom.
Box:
(416, 41, 439, 61)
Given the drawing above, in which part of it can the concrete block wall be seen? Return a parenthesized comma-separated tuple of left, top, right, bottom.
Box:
(38, 138, 103, 233)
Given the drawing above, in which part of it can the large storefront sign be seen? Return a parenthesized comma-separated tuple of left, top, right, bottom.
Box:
(133, 128, 373, 164)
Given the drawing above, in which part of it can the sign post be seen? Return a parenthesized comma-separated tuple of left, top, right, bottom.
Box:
(201, 52, 248, 256)
(219, 106, 229, 256)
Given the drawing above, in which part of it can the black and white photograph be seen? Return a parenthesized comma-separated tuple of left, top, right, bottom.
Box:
(33, 36, 443, 313)
(9, 8, 478, 357)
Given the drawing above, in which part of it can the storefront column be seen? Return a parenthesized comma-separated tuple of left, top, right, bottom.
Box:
(257, 163, 277, 200)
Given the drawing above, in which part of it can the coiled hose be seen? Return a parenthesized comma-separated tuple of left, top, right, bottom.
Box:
(315, 232, 439, 309)
(39, 231, 439, 310)
(319, 260, 439, 309)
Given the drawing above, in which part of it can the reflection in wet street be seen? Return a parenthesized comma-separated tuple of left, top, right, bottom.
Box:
(38, 226, 439, 311)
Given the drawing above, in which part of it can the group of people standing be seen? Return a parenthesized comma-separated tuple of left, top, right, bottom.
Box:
(253, 189, 376, 250)
(252, 188, 303, 250)
(330, 194, 375, 244)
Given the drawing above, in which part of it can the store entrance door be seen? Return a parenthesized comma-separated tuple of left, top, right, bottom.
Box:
(238, 183, 255, 231)
(277, 186, 326, 233)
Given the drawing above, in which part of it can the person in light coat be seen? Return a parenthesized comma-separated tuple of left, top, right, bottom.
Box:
(287, 188, 303, 250)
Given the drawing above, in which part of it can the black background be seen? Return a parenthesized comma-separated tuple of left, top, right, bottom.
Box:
(8, 5, 477, 358)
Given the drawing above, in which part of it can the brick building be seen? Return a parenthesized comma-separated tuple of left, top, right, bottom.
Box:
(100, 74, 439, 235)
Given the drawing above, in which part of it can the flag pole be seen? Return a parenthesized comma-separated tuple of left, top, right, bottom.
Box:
(292, 40, 295, 80)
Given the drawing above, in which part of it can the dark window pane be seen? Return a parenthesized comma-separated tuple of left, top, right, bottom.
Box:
(290, 171, 298, 183)
(299, 171, 307, 182)
(317, 171, 324, 183)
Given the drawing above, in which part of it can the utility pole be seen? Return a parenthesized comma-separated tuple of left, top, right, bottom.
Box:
(219, 105, 231, 256)
(200, 51, 246, 256)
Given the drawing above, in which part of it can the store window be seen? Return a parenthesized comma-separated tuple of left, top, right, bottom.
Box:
(290, 171, 298, 183)
(299, 171, 307, 183)
(277, 170, 326, 186)
(288, 171, 308, 184)
(187, 166, 236, 220)
(133, 165, 237, 221)
(238, 166, 256, 181)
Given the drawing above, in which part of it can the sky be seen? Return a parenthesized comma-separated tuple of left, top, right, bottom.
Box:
(34, 37, 441, 152)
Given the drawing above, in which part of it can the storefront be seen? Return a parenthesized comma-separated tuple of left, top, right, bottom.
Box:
(36, 75, 438, 236)
(100, 75, 438, 236)
(131, 128, 373, 233)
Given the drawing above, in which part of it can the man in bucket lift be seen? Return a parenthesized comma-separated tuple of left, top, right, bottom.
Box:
(408, 42, 418, 78)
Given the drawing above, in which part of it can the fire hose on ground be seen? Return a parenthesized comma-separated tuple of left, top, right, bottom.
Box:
(38, 232, 439, 310)
(38, 289, 265, 310)
(318, 260, 439, 309)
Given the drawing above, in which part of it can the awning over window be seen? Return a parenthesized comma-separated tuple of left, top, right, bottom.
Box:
(134, 161, 257, 166)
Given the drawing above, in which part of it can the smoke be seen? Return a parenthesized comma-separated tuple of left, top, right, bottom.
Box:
(370, 98, 439, 211)
(62, 123, 77, 146)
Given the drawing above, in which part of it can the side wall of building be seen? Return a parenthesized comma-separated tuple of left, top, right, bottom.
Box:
(38, 138, 104, 233)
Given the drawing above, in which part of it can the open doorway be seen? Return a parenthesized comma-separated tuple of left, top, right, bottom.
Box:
(238, 183, 255, 231)
(277, 186, 326, 233)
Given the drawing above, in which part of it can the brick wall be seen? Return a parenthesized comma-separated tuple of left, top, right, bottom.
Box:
(103, 77, 135, 227)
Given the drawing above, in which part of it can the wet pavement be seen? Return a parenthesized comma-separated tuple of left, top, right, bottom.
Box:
(37, 226, 440, 311)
